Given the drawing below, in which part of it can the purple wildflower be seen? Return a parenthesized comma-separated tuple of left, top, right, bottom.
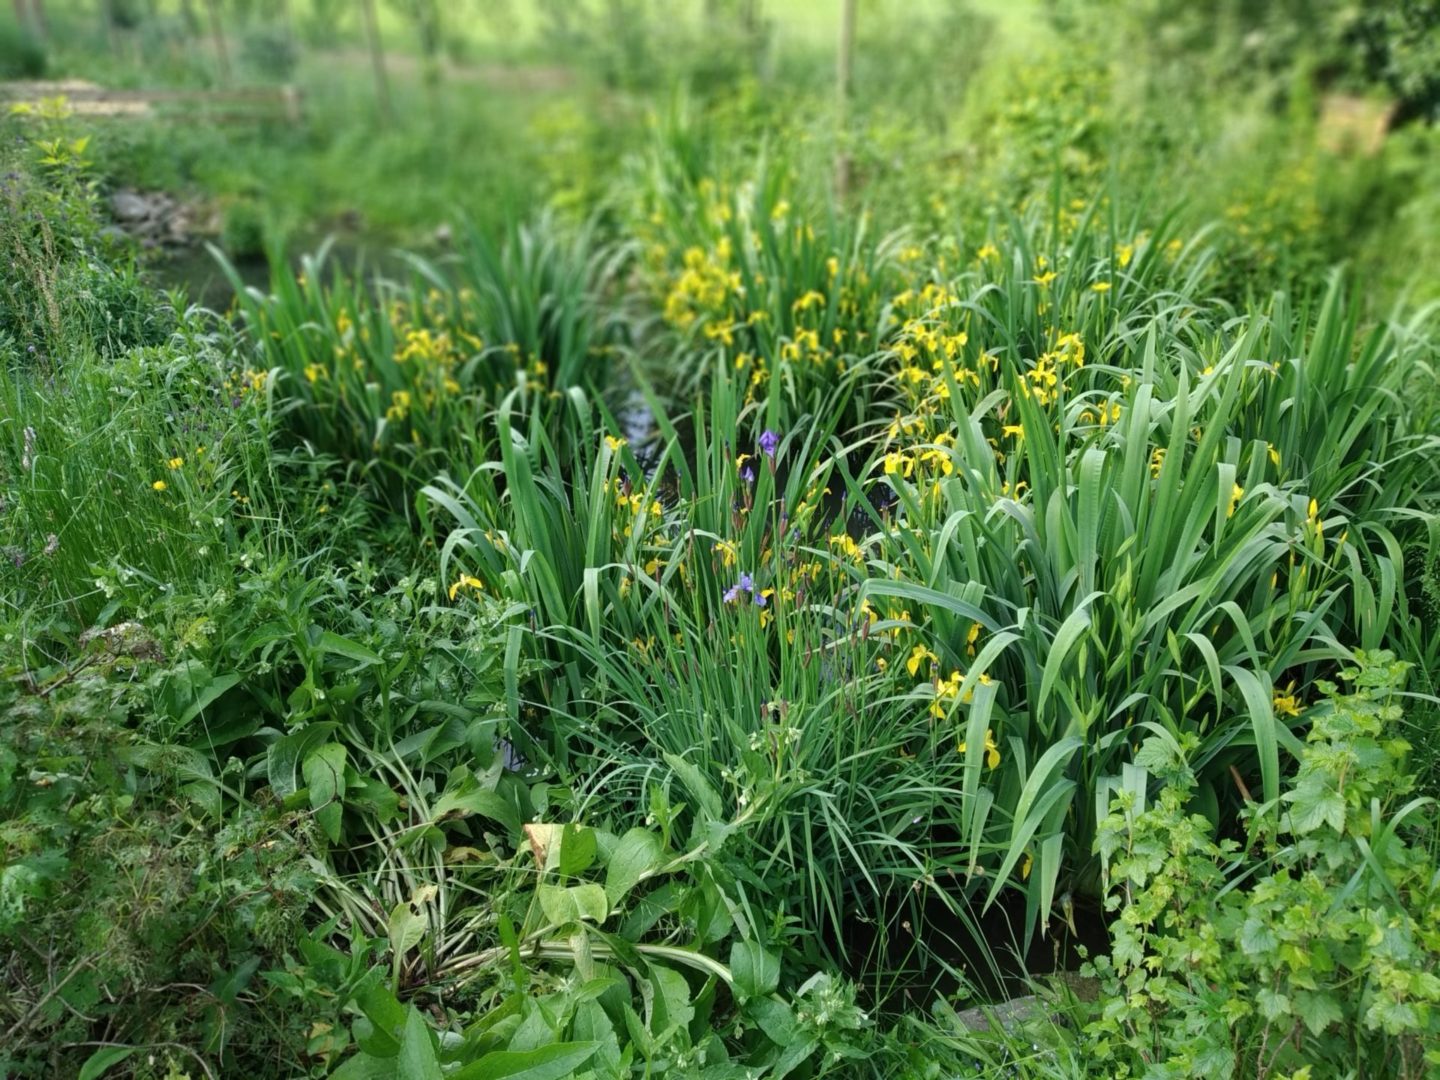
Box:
(759, 429, 780, 459)
(724, 572, 764, 605)
(736, 451, 756, 484)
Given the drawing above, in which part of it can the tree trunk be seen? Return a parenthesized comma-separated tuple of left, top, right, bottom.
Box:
(834, 0, 856, 202)
(179, 0, 201, 36)
(100, 0, 119, 54)
(359, 0, 392, 123)
(741, 0, 759, 35)
(417, 0, 442, 92)
(204, 0, 232, 82)
(16, 0, 49, 41)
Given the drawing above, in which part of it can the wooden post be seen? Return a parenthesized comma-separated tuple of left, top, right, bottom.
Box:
(834, 0, 856, 203)
(204, 0, 232, 83)
(282, 83, 302, 124)
(359, 0, 392, 123)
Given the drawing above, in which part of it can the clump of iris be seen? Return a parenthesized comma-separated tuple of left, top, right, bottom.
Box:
(723, 572, 767, 606)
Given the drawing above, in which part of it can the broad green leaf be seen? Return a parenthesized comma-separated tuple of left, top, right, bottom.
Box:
(662, 752, 724, 822)
(267, 722, 339, 798)
(388, 885, 438, 959)
(450, 1042, 599, 1080)
(77, 1047, 136, 1080)
(560, 823, 598, 877)
(397, 1007, 444, 1080)
(604, 828, 663, 906)
(749, 996, 798, 1046)
(1256, 987, 1291, 1022)
(1295, 990, 1344, 1036)
(304, 742, 347, 843)
(176, 671, 242, 727)
(1284, 775, 1346, 835)
(538, 882, 608, 926)
(729, 941, 780, 1001)
(316, 629, 382, 667)
(432, 768, 520, 836)
(644, 964, 694, 1034)
(353, 971, 408, 1056)
(330, 1052, 398, 1080)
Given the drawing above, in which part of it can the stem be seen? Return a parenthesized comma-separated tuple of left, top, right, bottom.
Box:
(3, 949, 108, 1043)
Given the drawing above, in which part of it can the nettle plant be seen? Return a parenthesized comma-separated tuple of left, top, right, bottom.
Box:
(1084, 651, 1440, 1079)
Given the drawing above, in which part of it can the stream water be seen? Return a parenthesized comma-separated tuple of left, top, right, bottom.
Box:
(149, 237, 414, 311)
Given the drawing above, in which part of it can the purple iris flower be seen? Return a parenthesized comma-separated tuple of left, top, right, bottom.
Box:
(724, 572, 765, 606)
(759, 429, 780, 459)
(740, 462, 756, 483)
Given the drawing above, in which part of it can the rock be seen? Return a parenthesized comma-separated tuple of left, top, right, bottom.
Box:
(953, 974, 1101, 1033)
(109, 190, 153, 221)
(954, 994, 1046, 1033)
(105, 189, 199, 248)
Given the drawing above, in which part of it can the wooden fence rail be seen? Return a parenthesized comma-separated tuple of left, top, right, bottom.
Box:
(0, 81, 304, 124)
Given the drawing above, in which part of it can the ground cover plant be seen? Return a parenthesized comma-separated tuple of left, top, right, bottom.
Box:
(3, 2, 1440, 1078)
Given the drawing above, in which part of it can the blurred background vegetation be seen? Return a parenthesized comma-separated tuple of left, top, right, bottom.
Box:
(2, 0, 1438, 305)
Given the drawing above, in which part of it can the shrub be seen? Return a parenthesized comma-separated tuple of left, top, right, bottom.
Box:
(240, 25, 299, 80)
(1083, 651, 1440, 1078)
(0, 653, 321, 1077)
(0, 21, 46, 79)
(1, 107, 174, 361)
(220, 197, 267, 258)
